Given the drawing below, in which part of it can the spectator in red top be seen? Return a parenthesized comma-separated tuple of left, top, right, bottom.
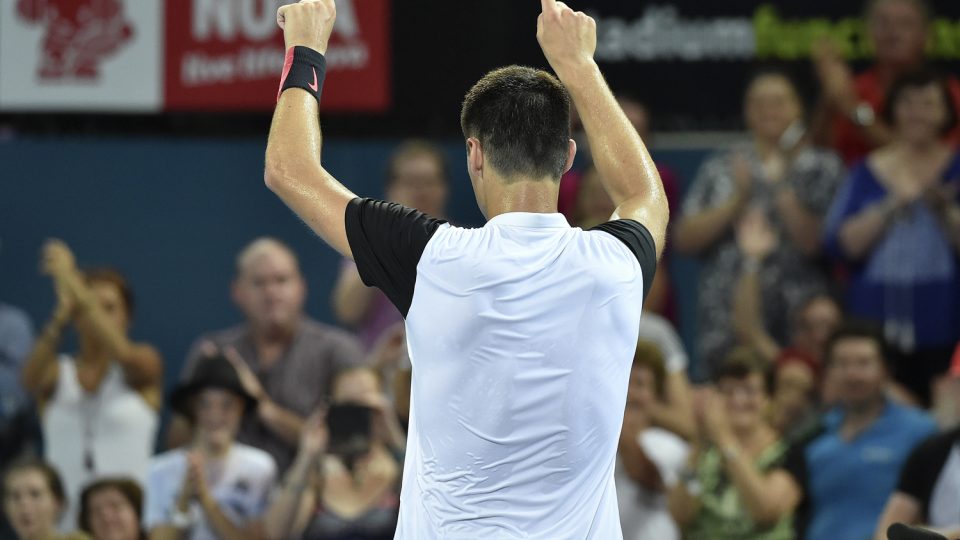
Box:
(813, 0, 960, 164)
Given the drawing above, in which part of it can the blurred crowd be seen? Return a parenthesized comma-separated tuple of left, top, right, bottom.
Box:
(3, 0, 960, 539)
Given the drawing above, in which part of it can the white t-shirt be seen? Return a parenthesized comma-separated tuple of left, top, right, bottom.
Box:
(345, 200, 658, 539)
(144, 445, 276, 540)
(615, 427, 690, 540)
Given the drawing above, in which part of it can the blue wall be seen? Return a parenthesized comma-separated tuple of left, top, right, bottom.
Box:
(0, 139, 709, 394)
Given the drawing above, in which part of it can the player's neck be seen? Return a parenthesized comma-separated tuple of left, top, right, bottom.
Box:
(483, 179, 560, 219)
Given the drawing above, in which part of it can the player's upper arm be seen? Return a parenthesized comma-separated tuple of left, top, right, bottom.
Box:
(344, 198, 446, 317)
(263, 160, 356, 257)
(590, 219, 658, 301)
(611, 192, 669, 260)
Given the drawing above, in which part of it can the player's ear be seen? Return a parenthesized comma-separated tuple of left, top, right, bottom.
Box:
(466, 137, 484, 177)
(563, 139, 577, 175)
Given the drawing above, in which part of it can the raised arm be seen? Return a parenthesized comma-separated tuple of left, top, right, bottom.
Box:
(264, 0, 356, 257)
(537, 0, 668, 257)
(47, 241, 162, 395)
(21, 283, 71, 402)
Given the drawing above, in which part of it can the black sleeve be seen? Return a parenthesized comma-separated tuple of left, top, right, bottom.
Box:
(344, 198, 447, 317)
(895, 430, 957, 517)
(590, 219, 658, 300)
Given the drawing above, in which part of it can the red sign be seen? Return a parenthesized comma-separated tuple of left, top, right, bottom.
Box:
(164, 0, 390, 111)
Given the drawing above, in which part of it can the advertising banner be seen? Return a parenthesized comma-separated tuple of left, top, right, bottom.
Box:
(0, 0, 162, 111)
(163, 0, 391, 111)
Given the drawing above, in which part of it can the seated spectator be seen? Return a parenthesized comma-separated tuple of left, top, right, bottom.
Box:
(636, 312, 696, 440)
(770, 349, 821, 442)
(812, 0, 960, 163)
(146, 354, 276, 540)
(0, 297, 36, 540)
(669, 348, 798, 540)
(676, 70, 844, 375)
(3, 458, 89, 540)
(782, 322, 937, 540)
(823, 68, 960, 405)
(78, 478, 144, 540)
(332, 140, 449, 350)
(265, 367, 402, 540)
(22, 240, 161, 529)
(873, 426, 960, 540)
(168, 238, 365, 473)
(616, 340, 690, 540)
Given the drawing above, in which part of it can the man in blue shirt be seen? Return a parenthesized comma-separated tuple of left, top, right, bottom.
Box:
(783, 321, 936, 540)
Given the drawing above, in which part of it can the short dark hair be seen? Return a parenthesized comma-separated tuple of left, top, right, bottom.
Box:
(386, 140, 449, 188)
(2, 458, 66, 505)
(882, 67, 958, 135)
(714, 347, 775, 396)
(824, 320, 891, 369)
(78, 477, 145, 538)
(85, 267, 135, 318)
(461, 65, 571, 181)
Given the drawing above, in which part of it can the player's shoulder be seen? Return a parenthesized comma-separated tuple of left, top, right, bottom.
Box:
(586, 219, 657, 267)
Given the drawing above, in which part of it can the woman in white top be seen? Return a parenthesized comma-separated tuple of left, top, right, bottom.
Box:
(22, 240, 162, 530)
(145, 354, 276, 540)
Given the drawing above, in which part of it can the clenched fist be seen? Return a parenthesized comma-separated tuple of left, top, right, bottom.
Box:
(536, 0, 597, 82)
(277, 0, 337, 53)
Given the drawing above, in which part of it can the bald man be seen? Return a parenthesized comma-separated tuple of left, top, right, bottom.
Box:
(167, 237, 365, 472)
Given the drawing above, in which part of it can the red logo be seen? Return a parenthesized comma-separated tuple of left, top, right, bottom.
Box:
(308, 67, 319, 92)
(16, 0, 134, 80)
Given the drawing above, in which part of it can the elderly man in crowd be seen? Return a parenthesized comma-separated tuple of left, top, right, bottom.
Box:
(167, 238, 365, 473)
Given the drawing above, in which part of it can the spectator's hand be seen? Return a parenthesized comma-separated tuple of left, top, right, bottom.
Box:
(51, 278, 75, 324)
(697, 388, 735, 448)
(812, 38, 857, 115)
(177, 453, 199, 511)
(40, 239, 77, 280)
(889, 173, 926, 208)
(223, 346, 266, 401)
(366, 393, 396, 432)
(300, 409, 329, 458)
(736, 206, 778, 261)
(537, 0, 597, 82)
(730, 153, 753, 203)
(276, 0, 337, 53)
(369, 323, 408, 370)
(186, 451, 213, 505)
